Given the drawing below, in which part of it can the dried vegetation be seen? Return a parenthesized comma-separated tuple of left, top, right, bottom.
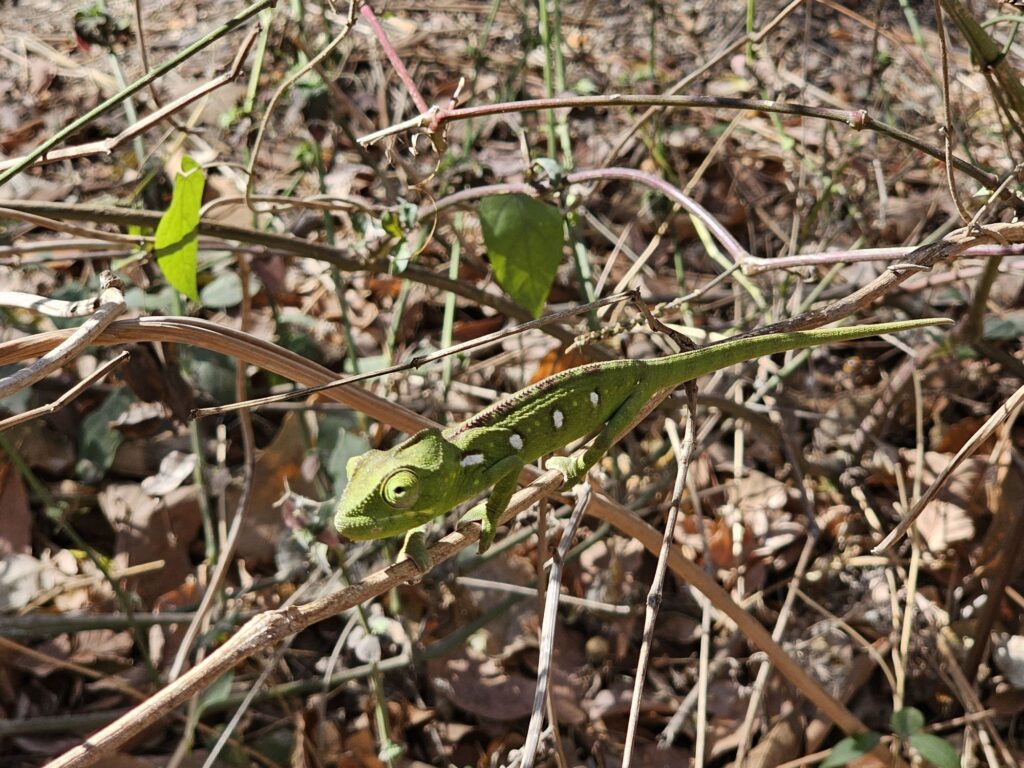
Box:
(0, 1, 1023, 767)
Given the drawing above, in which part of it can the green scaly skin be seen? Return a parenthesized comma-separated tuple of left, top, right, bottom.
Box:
(335, 319, 948, 568)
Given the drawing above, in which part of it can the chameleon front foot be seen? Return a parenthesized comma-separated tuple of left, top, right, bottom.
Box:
(398, 527, 430, 572)
(459, 502, 498, 554)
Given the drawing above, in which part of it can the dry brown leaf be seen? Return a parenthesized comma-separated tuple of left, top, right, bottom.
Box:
(98, 484, 201, 604)
(231, 412, 320, 567)
(19, 629, 133, 676)
(428, 654, 586, 725)
(0, 459, 31, 555)
(529, 346, 590, 383)
(935, 415, 993, 454)
(894, 449, 987, 550)
(733, 710, 803, 767)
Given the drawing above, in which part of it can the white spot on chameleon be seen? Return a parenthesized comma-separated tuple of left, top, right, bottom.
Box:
(509, 433, 524, 451)
(590, 391, 599, 407)
(552, 410, 564, 428)
(460, 453, 484, 467)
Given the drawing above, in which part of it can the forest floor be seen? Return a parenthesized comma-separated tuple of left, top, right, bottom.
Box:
(1, 1, 1023, 766)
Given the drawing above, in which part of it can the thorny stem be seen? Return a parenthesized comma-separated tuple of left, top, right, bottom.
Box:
(359, 3, 429, 115)
(359, 94, 996, 188)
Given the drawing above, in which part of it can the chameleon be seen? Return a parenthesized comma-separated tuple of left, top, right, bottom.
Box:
(334, 318, 948, 567)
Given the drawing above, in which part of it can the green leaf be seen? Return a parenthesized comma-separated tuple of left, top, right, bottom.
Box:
(76, 388, 135, 483)
(909, 733, 959, 768)
(155, 155, 204, 303)
(819, 732, 882, 768)
(984, 312, 1024, 340)
(479, 194, 563, 318)
(186, 347, 236, 406)
(199, 271, 260, 309)
(124, 285, 178, 313)
(891, 707, 925, 738)
(196, 670, 234, 717)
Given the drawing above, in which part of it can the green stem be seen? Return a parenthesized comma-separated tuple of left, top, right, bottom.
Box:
(243, 8, 275, 115)
(441, 225, 462, 390)
(537, 0, 557, 157)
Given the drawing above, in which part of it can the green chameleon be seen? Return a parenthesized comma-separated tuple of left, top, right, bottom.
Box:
(335, 318, 947, 567)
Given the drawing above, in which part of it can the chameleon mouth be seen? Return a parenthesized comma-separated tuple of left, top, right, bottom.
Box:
(334, 509, 428, 540)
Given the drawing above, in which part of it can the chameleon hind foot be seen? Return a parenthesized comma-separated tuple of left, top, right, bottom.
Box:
(548, 454, 586, 488)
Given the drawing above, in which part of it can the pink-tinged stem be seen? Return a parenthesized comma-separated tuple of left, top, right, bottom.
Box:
(359, 4, 430, 115)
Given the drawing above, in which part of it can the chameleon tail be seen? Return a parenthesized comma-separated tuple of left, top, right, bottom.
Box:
(646, 318, 951, 390)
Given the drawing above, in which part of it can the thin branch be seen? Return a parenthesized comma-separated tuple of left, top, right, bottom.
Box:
(169, 256, 258, 681)
(621, 389, 697, 768)
(190, 290, 636, 418)
(0, 351, 130, 432)
(247, 3, 357, 204)
(742, 241, 1024, 274)
(0, 207, 148, 246)
(733, 407, 822, 763)
(0, 200, 551, 330)
(0, 27, 259, 172)
(873, 381, 1024, 553)
(359, 3, 429, 115)
(0, 273, 125, 400)
(0, 291, 125, 318)
(520, 484, 591, 768)
(359, 93, 995, 188)
(934, 0, 973, 224)
(0, 0, 273, 186)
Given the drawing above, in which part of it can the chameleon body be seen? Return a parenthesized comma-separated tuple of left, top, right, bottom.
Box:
(335, 319, 946, 564)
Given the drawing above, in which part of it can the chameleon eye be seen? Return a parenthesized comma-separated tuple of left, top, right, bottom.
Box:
(382, 469, 420, 509)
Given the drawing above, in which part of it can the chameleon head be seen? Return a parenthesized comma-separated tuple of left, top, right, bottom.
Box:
(334, 428, 461, 540)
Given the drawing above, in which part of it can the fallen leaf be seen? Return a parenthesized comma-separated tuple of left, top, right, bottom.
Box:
(0, 553, 63, 611)
(0, 459, 31, 555)
(428, 654, 586, 725)
(992, 633, 1024, 689)
(98, 484, 201, 604)
(232, 413, 320, 567)
(140, 451, 197, 496)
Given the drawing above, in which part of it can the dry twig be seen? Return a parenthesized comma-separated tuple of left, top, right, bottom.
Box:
(0, 272, 126, 400)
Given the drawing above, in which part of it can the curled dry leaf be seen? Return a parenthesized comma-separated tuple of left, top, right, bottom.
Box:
(895, 449, 987, 551)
